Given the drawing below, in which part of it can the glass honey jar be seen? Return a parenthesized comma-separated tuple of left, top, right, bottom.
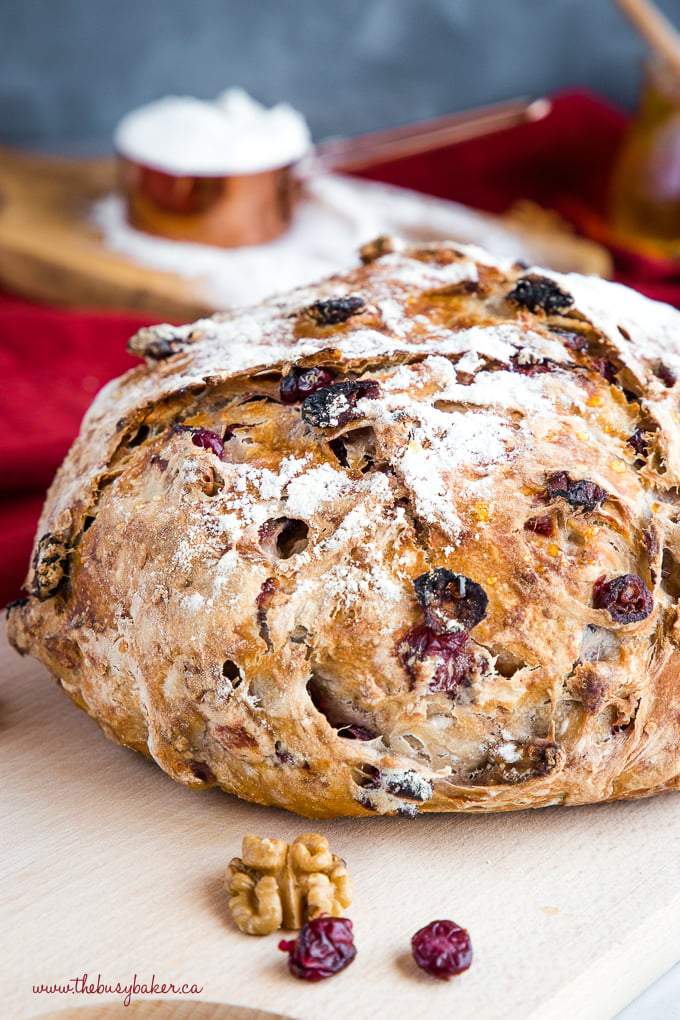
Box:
(609, 58, 680, 253)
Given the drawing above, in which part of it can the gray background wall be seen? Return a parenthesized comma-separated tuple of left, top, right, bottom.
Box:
(2, 0, 680, 151)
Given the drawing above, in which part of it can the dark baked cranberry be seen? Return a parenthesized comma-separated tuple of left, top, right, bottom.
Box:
(303, 295, 366, 325)
(655, 362, 677, 387)
(191, 428, 224, 457)
(399, 625, 475, 695)
(593, 574, 653, 623)
(627, 429, 649, 458)
(556, 330, 589, 352)
(413, 569, 488, 632)
(591, 358, 617, 383)
(383, 770, 433, 801)
(279, 917, 356, 981)
(524, 514, 555, 536)
(274, 740, 295, 765)
(509, 354, 556, 375)
(173, 424, 224, 457)
(336, 724, 375, 741)
(302, 379, 381, 428)
(545, 471, 608, 511)
(411, 920, 473, 980)
(507, 275, 574, 315)
(280, 365, 335, 404)
(256, 577, 276, 606)
(525, 739, 562, 777)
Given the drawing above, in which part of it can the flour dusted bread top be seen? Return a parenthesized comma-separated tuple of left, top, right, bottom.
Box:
(8, 238, 680, 817)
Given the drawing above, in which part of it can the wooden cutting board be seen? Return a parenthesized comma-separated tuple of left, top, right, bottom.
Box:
(0, 146, 612, 326)
(35, 1003, 291, 1019)
(2, 626, 680, 1020)
(0, 146, 213, 320)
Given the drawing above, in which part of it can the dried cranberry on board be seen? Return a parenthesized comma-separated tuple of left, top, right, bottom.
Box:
(411, 920, 473, 980)
(278, 916, 356, 981)
(399, 626, 476, 696)
(507, 274, 574, 315)
(593, 574, 653, 623)
(413, 569, 488, 632)
(302, 379, 381, 428)
(544, 471, 608, 511)
(280, 365, 335, 404)
(303, 295, 366, 325)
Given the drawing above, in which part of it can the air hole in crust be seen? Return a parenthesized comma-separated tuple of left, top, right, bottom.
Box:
(251, 369, 282, 382)
(351, 763, 381, 788)
(328, 426, 378, 473)
(579, 625, 621, 663)
(661, 548, 680, 599)
(238, 395, 281, 405)
(290, 624, 311, 644)
(434, 400, 464, 412)
(129, 424, 150, 447)
(197, 464, 224, 497)
(260, 517, 309, 559)
(307, 672, 372, 735)
(222, 660, 243, 686)
(82, 515, 96, 533)
(189, 760, 216, 783)
(492, 648, 529, 678)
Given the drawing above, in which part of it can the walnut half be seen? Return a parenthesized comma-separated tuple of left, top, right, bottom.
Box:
(224, 833, 353, 935)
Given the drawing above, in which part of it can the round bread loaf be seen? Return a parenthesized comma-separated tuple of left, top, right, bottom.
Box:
(8, 238, 680, 817)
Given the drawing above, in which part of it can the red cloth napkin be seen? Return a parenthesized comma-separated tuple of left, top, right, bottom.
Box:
(0, 303, 154, 604)
(0, 89, 677, 606)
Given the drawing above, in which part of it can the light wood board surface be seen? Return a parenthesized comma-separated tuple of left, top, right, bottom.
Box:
(33, 1002, 291, 1019)
(2, 626, 680, 1020)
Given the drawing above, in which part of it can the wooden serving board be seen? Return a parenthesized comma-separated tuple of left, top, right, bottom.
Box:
(0, 146, 213, 321)
(2, 626, 680, 1020)
(0, 146, 612, 328)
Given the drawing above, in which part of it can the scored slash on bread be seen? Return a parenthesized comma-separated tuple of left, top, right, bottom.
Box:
(7, 236, 680, 817)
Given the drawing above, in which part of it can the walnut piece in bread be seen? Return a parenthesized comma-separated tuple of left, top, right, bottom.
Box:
(8, 241, 680, 817)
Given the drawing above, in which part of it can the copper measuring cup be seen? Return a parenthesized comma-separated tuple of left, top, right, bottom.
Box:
(118, 97, 550, 248)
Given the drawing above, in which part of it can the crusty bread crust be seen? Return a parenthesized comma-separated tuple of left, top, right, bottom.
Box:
(8, 238, 680, 817)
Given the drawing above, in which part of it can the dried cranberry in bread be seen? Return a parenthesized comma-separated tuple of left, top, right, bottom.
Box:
(8, 240, 680, 817)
